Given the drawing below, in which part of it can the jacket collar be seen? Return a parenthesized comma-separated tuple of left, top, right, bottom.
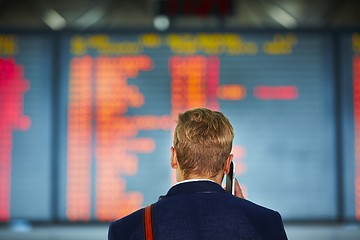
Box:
(165, 180, 227, 197)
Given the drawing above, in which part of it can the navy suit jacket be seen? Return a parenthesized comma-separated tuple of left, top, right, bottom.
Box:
(108, 181, 287, 240)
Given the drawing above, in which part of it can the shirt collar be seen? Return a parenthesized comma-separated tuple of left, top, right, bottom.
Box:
(173, 178, 217, 187)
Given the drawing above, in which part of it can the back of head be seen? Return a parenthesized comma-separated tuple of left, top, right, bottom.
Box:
(173, 108, 234, 178)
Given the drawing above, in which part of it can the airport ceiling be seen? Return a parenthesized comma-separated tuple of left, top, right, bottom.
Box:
(0, 0, 359, 31)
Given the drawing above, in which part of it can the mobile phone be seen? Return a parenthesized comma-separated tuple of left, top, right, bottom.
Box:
(226, 161, 235, 195)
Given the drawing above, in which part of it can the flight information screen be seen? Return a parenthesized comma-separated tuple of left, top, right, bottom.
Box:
(0, 33, 53, 221)
(57, 32, 336, 221)
(340, 32, 360, 221)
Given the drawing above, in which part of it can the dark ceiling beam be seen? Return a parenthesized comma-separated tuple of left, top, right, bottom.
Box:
(0, 0, 49, 28)
(238, 0, 264, 27)
(320, 0, 351, 26)
(0, 0, 9, 18)
(133, 0, 149, 15)
(299, 0, 334, 27)
(0, 0, 6, 8)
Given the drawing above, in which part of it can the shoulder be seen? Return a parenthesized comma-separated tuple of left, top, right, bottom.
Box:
(240, 197, 282, 221)
(236, 198, 287, 239)
(108, 208, 145, 240)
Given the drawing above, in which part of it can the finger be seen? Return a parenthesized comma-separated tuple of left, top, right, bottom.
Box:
(234, 178, 245, 199)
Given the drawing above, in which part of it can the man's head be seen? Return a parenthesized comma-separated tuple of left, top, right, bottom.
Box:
(171, 108, 234, 181)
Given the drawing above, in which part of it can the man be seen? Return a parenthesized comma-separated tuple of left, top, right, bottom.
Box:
(108, 108, 288, 240)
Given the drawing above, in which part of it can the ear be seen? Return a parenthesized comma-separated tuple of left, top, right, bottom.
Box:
(224, 154, 233, 174)
(170, 146, 179, 169)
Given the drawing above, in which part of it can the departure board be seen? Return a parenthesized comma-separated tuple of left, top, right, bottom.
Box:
(340, 32, 360, 221)
(0, 34, 53, 221)
(58, 32, 336, 221)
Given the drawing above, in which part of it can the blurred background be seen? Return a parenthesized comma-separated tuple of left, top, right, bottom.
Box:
(1, 0, 360, 239)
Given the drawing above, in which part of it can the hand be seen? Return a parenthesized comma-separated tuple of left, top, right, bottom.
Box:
(234, 178, 245, 199)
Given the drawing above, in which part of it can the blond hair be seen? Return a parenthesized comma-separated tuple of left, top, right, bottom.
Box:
(173, 108, 234, 178)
